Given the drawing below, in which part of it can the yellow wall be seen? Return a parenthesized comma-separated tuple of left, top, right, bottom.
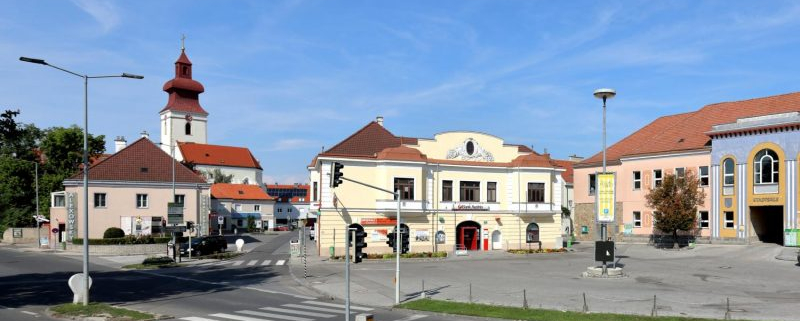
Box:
(746, 142, 786, 207)
(415, 132, 524, 162)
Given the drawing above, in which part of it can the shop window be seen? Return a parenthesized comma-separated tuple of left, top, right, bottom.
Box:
(699, 211, 709, 228)
(699, 166, 709, 186)
(589, 174, 596, 195)
(526, 223, 540, 243)
(527, 183, 544, 203)
(394, 178, 414, 200)
(460, 181, 480, 202)
(632, 171, 641, 190)
(442, 180, 452, 202)
(724, 211, 735, 229)
(653, 169, 663, 187)
(487, 182, 497, 202)
(754, 149, 779, 184)
(94, 193, 106, 208)
(633, 211, 642, 228)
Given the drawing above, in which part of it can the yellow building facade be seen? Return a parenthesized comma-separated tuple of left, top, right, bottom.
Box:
(308, 118, 566, 256)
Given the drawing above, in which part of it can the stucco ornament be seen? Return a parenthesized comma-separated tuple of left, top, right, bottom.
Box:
(446, 138, 494, 162)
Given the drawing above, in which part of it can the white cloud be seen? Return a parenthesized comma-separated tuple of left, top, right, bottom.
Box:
(71, 0, 120, 33)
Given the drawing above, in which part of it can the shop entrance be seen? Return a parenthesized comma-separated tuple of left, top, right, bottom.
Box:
(749, 206, 784, 245)
(456, 221, 481, 250)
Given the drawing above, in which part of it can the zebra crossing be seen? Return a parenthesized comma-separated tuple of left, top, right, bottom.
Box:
(198, 259, 287, 267)
(179, 300, 382, 321)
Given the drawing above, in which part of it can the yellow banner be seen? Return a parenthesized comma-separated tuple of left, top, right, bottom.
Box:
(597, 173, 616, 223)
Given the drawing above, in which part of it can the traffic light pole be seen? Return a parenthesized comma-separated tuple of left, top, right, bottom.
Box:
(345, 226, 351, 321)
(338, 176, 402, 304)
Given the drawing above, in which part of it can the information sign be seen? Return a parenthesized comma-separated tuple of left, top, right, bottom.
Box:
(596, 173, 616, 223)
(168, 202, 184, 225)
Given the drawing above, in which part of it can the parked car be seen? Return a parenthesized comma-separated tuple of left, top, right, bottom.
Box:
(274, 224, 290, 231)
(180, 235, 227, 256)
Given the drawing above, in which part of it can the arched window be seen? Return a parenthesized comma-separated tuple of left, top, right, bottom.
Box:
(185, 122, 192, 135)
(754, 149, 779, 184)
(525, 223, 540, 243)
(723, 158, 734, 186)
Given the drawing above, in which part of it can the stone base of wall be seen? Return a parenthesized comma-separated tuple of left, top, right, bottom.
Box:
(65, 243, 167, 256)
(618, 234, 749, 246)
(573, 202, 623, 241)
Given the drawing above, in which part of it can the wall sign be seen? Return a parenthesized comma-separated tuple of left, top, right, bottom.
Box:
(361, 218, 398, 225)
(435, 231, 446, 244)
(454, 204, 489, 211)
(66, 192, 77, 240)
(596, 173, 616, 223)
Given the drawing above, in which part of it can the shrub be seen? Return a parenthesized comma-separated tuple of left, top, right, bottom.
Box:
(72, 235, 174, 245)
(143, 256, 174, 265)
(103, 227, 125, 239)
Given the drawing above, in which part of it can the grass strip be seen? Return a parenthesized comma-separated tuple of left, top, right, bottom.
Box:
(398, 299, 740, 321)
(51, 303, 154, 320)
(121, 263, 179, 270)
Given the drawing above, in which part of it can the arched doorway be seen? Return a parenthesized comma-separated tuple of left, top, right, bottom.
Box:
(491, 230, 502, 250)
(456, 221, 481, 251)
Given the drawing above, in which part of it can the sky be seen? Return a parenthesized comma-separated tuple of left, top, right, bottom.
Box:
(3, 1, 800, 184)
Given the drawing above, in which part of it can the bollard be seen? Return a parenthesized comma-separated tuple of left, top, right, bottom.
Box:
(724, 298, 731, 320)
(523, 289, 528, 309)
(355, 314, 374, 321)
(421, 280, 426, 299)
(469, 283, 473, 303)
(582, 292, 588, 313)
(651, 295, 657, 317)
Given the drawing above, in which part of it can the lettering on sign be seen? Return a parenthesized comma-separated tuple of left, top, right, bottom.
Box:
(67, 192, 77, 240)
(361, 218, 397, 226)
(753, 196, 779, 203)
(453, 204, 490, 211)
(596, 173, 616, 223)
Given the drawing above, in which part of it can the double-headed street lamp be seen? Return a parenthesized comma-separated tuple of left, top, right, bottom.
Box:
(20, 56, 143, 306)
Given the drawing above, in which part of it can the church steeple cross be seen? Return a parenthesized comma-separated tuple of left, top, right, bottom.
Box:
(181, 34, 186, 51)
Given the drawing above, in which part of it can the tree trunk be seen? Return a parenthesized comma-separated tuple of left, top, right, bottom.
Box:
(673, 230, 680, 249)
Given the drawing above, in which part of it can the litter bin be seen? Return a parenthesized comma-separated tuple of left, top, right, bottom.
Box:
(329, 246, 335, 258)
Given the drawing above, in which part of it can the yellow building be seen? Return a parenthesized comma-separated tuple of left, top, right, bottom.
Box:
(308, 117, 566, 256)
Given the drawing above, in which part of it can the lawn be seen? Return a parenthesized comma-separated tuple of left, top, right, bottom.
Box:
(50, 303, 155, 321)
(398, 299, 741, 321)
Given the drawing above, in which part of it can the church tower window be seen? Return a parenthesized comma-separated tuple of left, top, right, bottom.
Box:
(185, 122, 192, 135)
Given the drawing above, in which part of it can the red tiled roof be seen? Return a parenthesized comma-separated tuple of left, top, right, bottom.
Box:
(160, 49, 208, 115)
(179, 142, 262, 169)
(320, 121, 409, 158)
(551, 159, 575, 184)
(68, 138, 206, 184)
(376, 146, 428, 162)
(211, 183, 274, 200)
(580, 91, 800, 167)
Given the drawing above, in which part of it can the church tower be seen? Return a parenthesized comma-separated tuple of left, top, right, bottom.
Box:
(159, 42, 208, 159)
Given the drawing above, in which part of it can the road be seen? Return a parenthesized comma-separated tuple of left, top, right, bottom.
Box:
(0, 232, 447, 321)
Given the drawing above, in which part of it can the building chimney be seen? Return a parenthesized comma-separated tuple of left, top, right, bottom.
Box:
(114, 136, 127, 153)
(376, 116, 384, 127)
(140, 130, 149, 139)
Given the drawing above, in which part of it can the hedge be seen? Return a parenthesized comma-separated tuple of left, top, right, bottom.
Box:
(72, 235, 180, 245)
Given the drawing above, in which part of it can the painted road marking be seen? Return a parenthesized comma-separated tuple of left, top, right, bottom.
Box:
(238, 310, 313, 321)
(21, 311, 37, 316)
(394, 315, 428, 321)
(231, 260, 244, 266)
(261, 260, 272, 266)
(180, 317, 219, 321)
(275, 260, 286, 266)
(260, 307, 334, 318)
(302, 300, 373, 311)
(247, 260, 258, 266)
(282, 304, 352, 314)
(210, 313, 268, 321)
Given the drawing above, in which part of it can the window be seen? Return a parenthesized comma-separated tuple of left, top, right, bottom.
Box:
(460, 181, 480, 202)
(442, 180, 453, 202)
(174, 194, 185, 205)
(526, 223, 540, 243)
(723, 159, 735, 186)
(234, 204, 242, 212)
(394, 178, 414, 200)
(94, 193, 106, 208)
(527, 183, 545, 203)
(313, 182, 318, 202)
(278, 208, 283, 213)
(675, 167, 685, 178)
(288, 208, 292, 212)
(487, 182, 497, 202)
(633, 211, 642, 228)
(182, 65, 189, 75)
(589, 174, 596, 195)
(632, 171, 641, 190)
(699, 211, 709, 228)
(185, 122, 191, 135)
(52, 194, 65, 207)
(699, 166, 709, 186)
(136, 194, 148, 208)
(724, 211, 735, 229)
(653, 169, 663, 187)
(754, 149, 779, 184)
(254, 205, 261, 211)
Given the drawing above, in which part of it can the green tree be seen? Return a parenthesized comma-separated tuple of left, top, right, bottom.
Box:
(204, 168, 233, 184)
(0, 110, 42, 232)
(645, 171, 706, 248)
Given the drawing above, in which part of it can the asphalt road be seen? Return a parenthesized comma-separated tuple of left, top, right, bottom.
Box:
(0, 233, 450, 321)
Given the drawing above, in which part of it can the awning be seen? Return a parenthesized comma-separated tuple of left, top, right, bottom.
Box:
(231, 212, 262, 220)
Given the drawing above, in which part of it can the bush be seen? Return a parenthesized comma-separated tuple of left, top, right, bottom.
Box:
(507, 248, 567, 254)
(72, 235, 174, 245)
(103, 227, 125, 239)
(142, 256, 174, 265)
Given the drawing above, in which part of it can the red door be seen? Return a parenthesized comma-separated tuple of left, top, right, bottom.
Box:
(459, 227, 479, 250)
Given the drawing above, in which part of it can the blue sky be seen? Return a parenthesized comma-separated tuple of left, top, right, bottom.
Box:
(3, 1, 800, 184)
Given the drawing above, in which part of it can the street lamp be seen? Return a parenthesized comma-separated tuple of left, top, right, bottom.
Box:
(20, 56, 142, 306)
(593, 88, 616, 243)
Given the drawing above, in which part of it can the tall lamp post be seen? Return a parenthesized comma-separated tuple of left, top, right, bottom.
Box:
(20, 56, 142, 306)
(593, 88, 616, 242)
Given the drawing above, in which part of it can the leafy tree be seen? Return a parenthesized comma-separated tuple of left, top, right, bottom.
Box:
(204, 168, 233, 184)
(0, 110, 42, 232)
(39, 126, 105, 177)
(645, 172, 706, 248)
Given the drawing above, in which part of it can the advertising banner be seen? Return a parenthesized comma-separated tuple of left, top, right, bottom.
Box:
(596, 172, 616, 223)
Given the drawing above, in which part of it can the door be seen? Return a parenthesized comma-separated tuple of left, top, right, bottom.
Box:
(492, 230, 502, 250)
(460, 227, 478, 250)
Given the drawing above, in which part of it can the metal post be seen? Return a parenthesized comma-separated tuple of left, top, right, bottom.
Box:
(601, 96, 607, 244)
(82, 75, 90, 306)
(35, 162, 40, 248)
(345, 225, 351, 321)
(395, 191, 401, 305)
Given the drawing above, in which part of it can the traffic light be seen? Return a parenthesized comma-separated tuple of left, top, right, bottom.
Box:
(353, 230, 367, 263)
(386, 232, 397, 253)
(401, 228, 410, 254)
(330, 162, 344, 188)
(186, 221, 194, 231)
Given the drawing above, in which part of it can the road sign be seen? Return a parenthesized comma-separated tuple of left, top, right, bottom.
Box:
(164, 225, 187, 233)
(596, 173, 616, 223)
(52, 228, 59, 234)
(217, 216, 224, 224)
(595, 241, 614, 262)
(168, 202, 184, 224)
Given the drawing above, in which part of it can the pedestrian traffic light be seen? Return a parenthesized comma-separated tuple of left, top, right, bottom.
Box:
(401, 228, 410, 254)
(330, 162, 344, 188)
(354, 230, 367, 263)
(386, 232, 397, 253)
